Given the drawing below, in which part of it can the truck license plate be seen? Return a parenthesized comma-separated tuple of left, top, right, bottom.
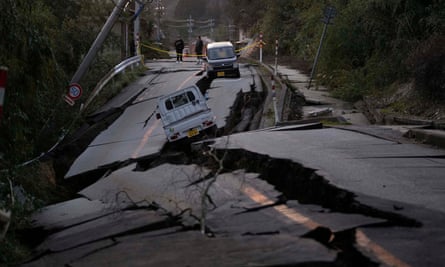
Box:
(217, 71, 225, 77)
(187, 128, 199, 137)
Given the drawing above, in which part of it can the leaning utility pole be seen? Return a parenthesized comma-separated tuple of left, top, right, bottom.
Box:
(134, 1, 141, 53)
(307, 5, 337, 90)
(70, 0, 131, 85)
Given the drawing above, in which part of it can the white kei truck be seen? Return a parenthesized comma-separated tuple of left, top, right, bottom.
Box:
(156, 85, 217, 142)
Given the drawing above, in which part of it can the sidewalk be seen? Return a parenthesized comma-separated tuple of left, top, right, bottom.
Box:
(263, 63, 445, 149)
(275, 65, 370, 125)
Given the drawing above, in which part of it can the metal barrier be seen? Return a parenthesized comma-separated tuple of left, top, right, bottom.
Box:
(81, 55, 143, 112)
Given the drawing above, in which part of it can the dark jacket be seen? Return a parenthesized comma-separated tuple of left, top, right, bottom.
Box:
(195, 39, 203, 53)
(175, 39, 184, 52)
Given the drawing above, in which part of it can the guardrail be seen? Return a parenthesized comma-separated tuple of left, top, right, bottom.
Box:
(81, 55, 143, 112)
(0, 55, 144, 171)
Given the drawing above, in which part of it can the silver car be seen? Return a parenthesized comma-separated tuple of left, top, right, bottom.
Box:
(204, 41, 240, 79)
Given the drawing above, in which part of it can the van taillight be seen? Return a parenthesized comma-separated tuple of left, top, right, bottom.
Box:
(170, 133, 180, 140)
(203, 120, 214, 127)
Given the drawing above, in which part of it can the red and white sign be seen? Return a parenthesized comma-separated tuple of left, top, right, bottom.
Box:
(63, 94, 75, 106)
(0, 66, 8, 121)
(67, 83, 82, 100)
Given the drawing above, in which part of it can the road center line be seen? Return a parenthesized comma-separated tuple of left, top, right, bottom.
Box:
(241, 185, 411, 267)
(356, 230, 411, 267)
(131, 120, 160, 159)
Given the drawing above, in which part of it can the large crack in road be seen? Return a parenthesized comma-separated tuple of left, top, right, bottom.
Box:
(26, 69, 442, 267)
(195, 148, 420, 267)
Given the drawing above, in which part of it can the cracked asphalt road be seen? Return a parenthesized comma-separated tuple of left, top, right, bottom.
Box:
(22, 59, 445, 267)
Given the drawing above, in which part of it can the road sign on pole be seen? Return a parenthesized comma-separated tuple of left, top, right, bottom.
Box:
(63, 95, 75, 106)
(64, 83, 82, 106)
(67, 83, 82, 100)
(259, 32, 263, 63)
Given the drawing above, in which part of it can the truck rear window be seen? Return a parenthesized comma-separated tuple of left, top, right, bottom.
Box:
(165, 91, 196, 110)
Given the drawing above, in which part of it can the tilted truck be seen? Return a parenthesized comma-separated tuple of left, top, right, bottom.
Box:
(156, 85, 217, 142)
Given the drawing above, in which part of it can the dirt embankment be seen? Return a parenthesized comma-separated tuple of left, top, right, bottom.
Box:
(356, 82, 445, 126)
(262, 54, 445, 127)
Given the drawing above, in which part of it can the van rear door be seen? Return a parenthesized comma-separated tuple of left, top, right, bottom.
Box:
(157, 85, 216, 142)
(160, 88, 207, 127)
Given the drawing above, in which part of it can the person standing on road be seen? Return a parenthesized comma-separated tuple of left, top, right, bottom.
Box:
(195, 36, 204, 64)
(174, 36, 184, 63)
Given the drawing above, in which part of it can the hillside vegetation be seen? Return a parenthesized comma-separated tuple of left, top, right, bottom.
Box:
(227, 0, 445, 114)
(0, 0, 154, 263)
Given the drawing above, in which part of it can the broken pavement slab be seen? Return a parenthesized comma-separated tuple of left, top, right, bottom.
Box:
(31, 198, 122, 232)
(207, 199, 384, 238)
(28, 164, 343, 267)
(78, 164, 283, 227)
(356, 216, 445, 267)
(79, 163, 211, 218)
(35, 209, 172, 253)
(206, 126, 445, 266)
(20, 227, 183, 267)
(284, 201, 386, 233)
(65, 99, 166, 179)
(210, 127, 445, 214)
(65, 231, 336, 267)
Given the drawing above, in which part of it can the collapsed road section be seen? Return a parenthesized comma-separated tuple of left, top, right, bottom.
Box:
(25, 124, 445, 266)
(22, 61, 445, 266)
(203, 125, 445, 267)
(55, 63, 264, 186)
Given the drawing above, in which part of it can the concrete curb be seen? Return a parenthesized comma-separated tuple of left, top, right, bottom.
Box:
(406, 128, 445, 149)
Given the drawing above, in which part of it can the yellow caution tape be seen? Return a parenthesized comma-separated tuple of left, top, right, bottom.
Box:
(140, 43, 171, 55)
(140, 41, 262, 57)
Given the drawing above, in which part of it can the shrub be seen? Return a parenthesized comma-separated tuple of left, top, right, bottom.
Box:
(408, 35, 445, 100)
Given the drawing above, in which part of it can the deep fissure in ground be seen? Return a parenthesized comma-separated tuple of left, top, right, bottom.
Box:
(184, 146, 418, 267)
(42, 72, 417, 266)
(216, 148, 420, 227)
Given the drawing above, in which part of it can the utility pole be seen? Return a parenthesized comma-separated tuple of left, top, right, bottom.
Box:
(154, 0, 165, 43)
(134, 1, 140, 54)
(187, 15, 194, 44)
(209, 19, 215, 41)
(70, 0, 131, 85)
(228, 23, 236, 41)
(259, 32, 263, 63)
(307, 5, 337, 90)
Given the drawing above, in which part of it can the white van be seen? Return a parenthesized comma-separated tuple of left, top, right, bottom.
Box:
(204, 41, 240, 79)
(156, 85, 216, 142)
